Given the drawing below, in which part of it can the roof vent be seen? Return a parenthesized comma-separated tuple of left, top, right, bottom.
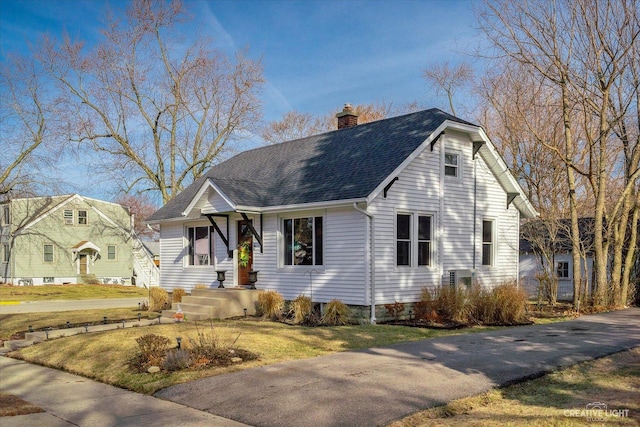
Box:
(336, 103, 358, 129)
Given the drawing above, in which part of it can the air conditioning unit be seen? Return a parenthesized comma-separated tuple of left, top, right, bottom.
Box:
(448, 269, 475, 289)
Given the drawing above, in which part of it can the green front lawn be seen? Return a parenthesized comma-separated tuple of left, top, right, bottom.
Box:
(0, 284, 148, 302)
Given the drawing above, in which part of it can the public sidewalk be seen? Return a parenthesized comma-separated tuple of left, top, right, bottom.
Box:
(0, 356, 248, 427)
(0, 297, 146, 314)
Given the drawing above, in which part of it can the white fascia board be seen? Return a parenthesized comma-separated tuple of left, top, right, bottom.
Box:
(181, 179, 237, 217)
(366, 121, 451, 204)
(475, 128, 538, 218)
(14, 194, 80, 235)
(236, 198, 367, 214)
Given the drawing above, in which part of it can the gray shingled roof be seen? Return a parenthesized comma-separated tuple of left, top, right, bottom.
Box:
(148, 108, 474, 221)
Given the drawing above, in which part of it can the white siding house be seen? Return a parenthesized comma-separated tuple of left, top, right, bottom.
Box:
(147, 107, 537, 322)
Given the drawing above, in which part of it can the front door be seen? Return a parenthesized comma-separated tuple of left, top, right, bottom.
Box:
(237, 220, 253, 286)
(79, 254, 88, 274)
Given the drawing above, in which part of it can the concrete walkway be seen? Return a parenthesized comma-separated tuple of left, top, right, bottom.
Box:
(157, 308, 640, 427)
(0, 297, 146, 314)
(0, 357, 248, 427)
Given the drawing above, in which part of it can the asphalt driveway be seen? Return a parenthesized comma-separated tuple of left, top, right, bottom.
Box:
(156, 307, 640, 427)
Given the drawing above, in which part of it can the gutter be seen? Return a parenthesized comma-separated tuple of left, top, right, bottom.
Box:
(353, 203, 376, 324)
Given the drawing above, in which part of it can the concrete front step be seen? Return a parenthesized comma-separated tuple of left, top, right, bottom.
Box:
(162, 288, 261, 321)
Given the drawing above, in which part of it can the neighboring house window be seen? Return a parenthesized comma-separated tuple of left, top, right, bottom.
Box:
(444, 152, 459, 177)
(64, 210, 74, 225)
(43, 244, 54, 263)
(396, 214, 412, 266)
(2, 244, 9, 263)
(78, 210, 88, 225)
(418, 215, 432, 266)
(397, 213, 434, 267)
(482, 220, 494, 266)
(2, 206, 9, 225)
(283, 216, 323, 266)
(107, 245, 117, 261)
(187, 226, 213, 266)
(557, 261, 569, 278)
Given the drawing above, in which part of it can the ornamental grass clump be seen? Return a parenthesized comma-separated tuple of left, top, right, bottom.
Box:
(256, 290, 285, 320)
(322, 299, 350, 326)
(148, 287, 170, 312)
(172, 287, 186, 303)
(289, 295, 313, 324)
(432, 285, 471, 324)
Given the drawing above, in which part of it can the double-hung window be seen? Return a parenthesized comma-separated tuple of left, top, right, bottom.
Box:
(107, 245, 117, 261)
(283, 216, 323, 266)
(187, 226, 214, 266)
(482, 220, 494, 266)
(444, 152, 459, 177)
(44, 244, 54, 263)
(64, 210, 74, 225)
(396, 214, 412, 266)
(397, 213, 433, 267)
(78, 210, 88, 225)
(556, 261, 569, 278)
(2, 244, 9, 263)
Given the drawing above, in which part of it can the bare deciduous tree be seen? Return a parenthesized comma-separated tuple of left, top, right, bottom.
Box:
(34, 0, 264, 204)
(478, 0, 640, 306)
(422, 61, 474, 116)
(261, 100, 418, 145)
(0, 55, 63, 200)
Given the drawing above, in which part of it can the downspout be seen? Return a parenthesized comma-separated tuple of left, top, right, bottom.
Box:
(353, 202, 376, 324)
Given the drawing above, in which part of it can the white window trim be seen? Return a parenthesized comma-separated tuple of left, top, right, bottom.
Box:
(185, 224, 215, 268)
(77, 210, 88, 226)
(107, 244, 117, 261)
(64, 209, 74, 225)
(43, 243, 54, 263)
(444, 150, 462, 180)
(279, 214, 325, 268)
(395, 210, 436, 268)
(481, 218, 496, 267)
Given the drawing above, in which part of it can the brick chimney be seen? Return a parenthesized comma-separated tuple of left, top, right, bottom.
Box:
(336, 103, 358, 129)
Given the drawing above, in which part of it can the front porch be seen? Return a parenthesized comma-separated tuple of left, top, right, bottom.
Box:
(162, 288, 262, 321)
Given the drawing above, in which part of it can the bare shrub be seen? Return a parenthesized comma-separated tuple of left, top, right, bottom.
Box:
(289, 295, 313, 324)
(148, 287, 170, 312)
(136, 334, 171, 365)
(162, 349, 192, 371)
(256, 290, 285, 320)
(172, 287, 186, 303)
(384, 301, 405, 320)
(322, 299, 350, 326)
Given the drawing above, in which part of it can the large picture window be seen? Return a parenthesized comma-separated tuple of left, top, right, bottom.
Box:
(187, 226, 214, 266)
(283, 216, 323, 266)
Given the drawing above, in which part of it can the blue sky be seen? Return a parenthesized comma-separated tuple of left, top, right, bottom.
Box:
(1, 0, 480, 121)
(1, 0, 481, 201)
